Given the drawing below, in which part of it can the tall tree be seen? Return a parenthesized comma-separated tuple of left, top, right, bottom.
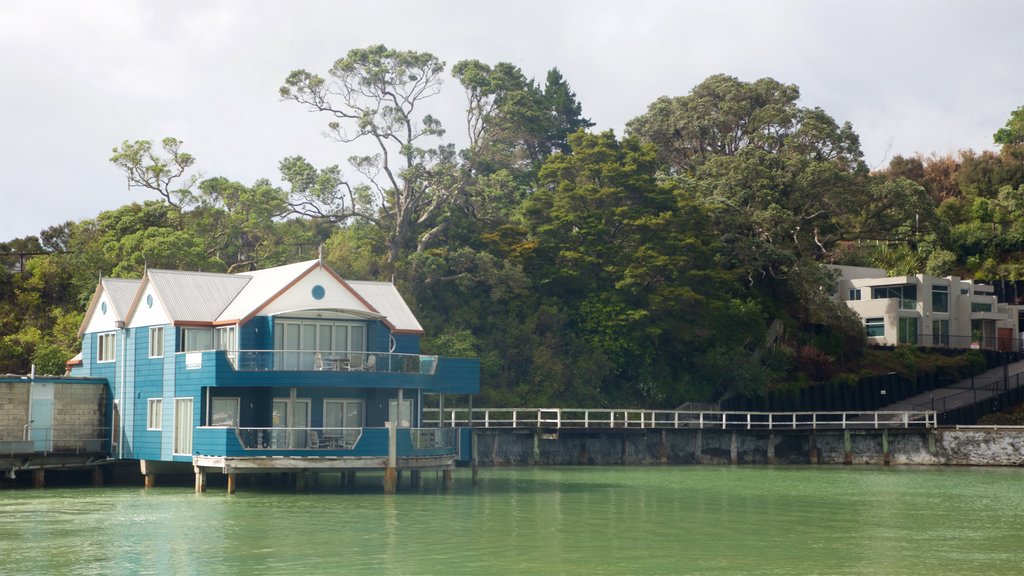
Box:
(280, 45, 458, 270)
(110, 137, 200, 210)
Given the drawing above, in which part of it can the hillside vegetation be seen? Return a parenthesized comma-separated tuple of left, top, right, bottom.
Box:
(2, 46, 1022, 407)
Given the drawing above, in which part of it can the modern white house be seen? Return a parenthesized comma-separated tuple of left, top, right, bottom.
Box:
(833, 265, 1020, 351)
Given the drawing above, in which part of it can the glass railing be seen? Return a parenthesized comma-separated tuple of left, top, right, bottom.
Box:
(235, 427, 364, 450)
(410, 428, 454, 450)
(226, 350, 438, 375)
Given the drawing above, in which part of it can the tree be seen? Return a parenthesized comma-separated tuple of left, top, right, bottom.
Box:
(628, 75, 867, 282)
(280, 45, 458, 270)
(110, 137, 200, 210)
(994, 106, 1024, 147)
(626, 74, 803, 174)
(452, 60, 592, 180)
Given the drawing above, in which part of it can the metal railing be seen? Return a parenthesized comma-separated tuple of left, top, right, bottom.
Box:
(410, 428, 454, 450)
(422, 408, 937, 430)
(0, 427, 110, 456)
(234, 427, 364, 450)
(224, 350, 438, 375)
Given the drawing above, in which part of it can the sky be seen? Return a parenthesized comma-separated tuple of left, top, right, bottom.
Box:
(1, 0, 1022, 242)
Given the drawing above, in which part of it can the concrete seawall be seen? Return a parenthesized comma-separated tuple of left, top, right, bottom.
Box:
(472, 429, 1024, 467)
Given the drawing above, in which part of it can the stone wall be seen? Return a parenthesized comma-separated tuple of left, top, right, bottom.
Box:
(0, 381, 31, 440)
(0, 379, 106, 450)
(53, 383, 107, 448)
(472, 428, 1024, 467)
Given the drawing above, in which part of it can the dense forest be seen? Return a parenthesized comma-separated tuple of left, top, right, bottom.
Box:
(2, 46, 1022, 408)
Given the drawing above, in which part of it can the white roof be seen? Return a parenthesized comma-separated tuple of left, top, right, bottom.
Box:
(81, 260, 423, 334)
(217, 260, 318, 321)
(146, 269, 251, 322)
(345, 280, 423, 333)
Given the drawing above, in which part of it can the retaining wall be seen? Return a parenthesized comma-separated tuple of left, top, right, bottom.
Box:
(472, 429, 1024, 467)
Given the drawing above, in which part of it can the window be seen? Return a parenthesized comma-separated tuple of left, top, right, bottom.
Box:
(898, 317, 918, 345)
(865, 318, 885, 338)
(147, 399, 162, 430)
(210, 397, 239, 427)
(97, 332, 116, 363)
(848, 289, 861, 301)
(215, 326, 236, 351)
(181, 328, 213, 352)
(173, 398, 193, 455)
(931, 285, 948, 314)
(932, 320, 949, 346)
(149, 326, 164, 358)
(872, 285, 917, 309)
(273, 319, 367, 370)
(324, 399, 364, 436)
(972, 302, 992, 313)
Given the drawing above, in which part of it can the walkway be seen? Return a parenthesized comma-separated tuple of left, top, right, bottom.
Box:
(877, 358, 1024, 416)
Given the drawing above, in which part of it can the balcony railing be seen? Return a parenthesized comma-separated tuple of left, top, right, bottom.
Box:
(226, 350, 438, 375)
(0, 427, 110, 456)
(235, 427, 364, 450)
(230, 426, 454, 452)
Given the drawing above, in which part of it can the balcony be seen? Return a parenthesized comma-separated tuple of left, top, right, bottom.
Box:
(224, 350, 438, 375)
(193, 426, 455, 459)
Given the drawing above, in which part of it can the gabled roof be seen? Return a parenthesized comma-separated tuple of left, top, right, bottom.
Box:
(217, 260, 319, 322)
(80, 260, 423, 335)
(104, 278, 142, 318)
(142, 269, 250, 323)
(78, 277, 142, 337)
(346, 280, 423, 334)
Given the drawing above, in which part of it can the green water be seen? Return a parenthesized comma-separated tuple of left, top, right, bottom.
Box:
(1, 466, 1022, 575)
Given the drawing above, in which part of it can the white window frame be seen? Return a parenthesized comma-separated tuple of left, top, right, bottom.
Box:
(147, 398, 162, 430)
(848, 288, 861, 301)
(149, 326, 164, 358)
(210, 397, 240, 427)
(97, 332, 116, 363)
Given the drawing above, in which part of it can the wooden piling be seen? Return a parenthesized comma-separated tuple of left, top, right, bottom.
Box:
(882, 429, 891, 466)
(91, 466, 104, 487)
(410, 470, 422, 489)
(767, 433, 776, 465)
(730, 431, 738, 465)
(660, 430, 669, 464)
(384, 420, 397, 494)
(442, 468, 453, 490)
(843, 430, 853, 465)
(144, 474, 155, 489)
(227, 473, 236, 495)
(694, 430, 703, 464)
(809, 434, 818, 465)
(471, 430, 479, 485)
(194, 468, 206, 493)
(32, 469, 44, 489)
(383, 468, 397, 494)
(532, 430, 541, 465)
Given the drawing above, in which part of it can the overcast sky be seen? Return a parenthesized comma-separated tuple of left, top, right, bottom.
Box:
(1, 0, 1021, 242)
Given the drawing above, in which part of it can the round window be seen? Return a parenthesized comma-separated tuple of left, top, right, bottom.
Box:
(101, 302, 107, 315)
(312, 284, 326, 300)
(146, 294, 154, 308)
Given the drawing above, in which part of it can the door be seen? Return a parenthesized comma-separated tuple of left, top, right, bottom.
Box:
(388, 398, 413, 428)
(272, 398, 310, 448)
(173, 398, 194, 455)
(29, 381, 54, 452)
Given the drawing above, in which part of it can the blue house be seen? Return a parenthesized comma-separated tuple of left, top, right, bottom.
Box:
(69, 259, 479, 492)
